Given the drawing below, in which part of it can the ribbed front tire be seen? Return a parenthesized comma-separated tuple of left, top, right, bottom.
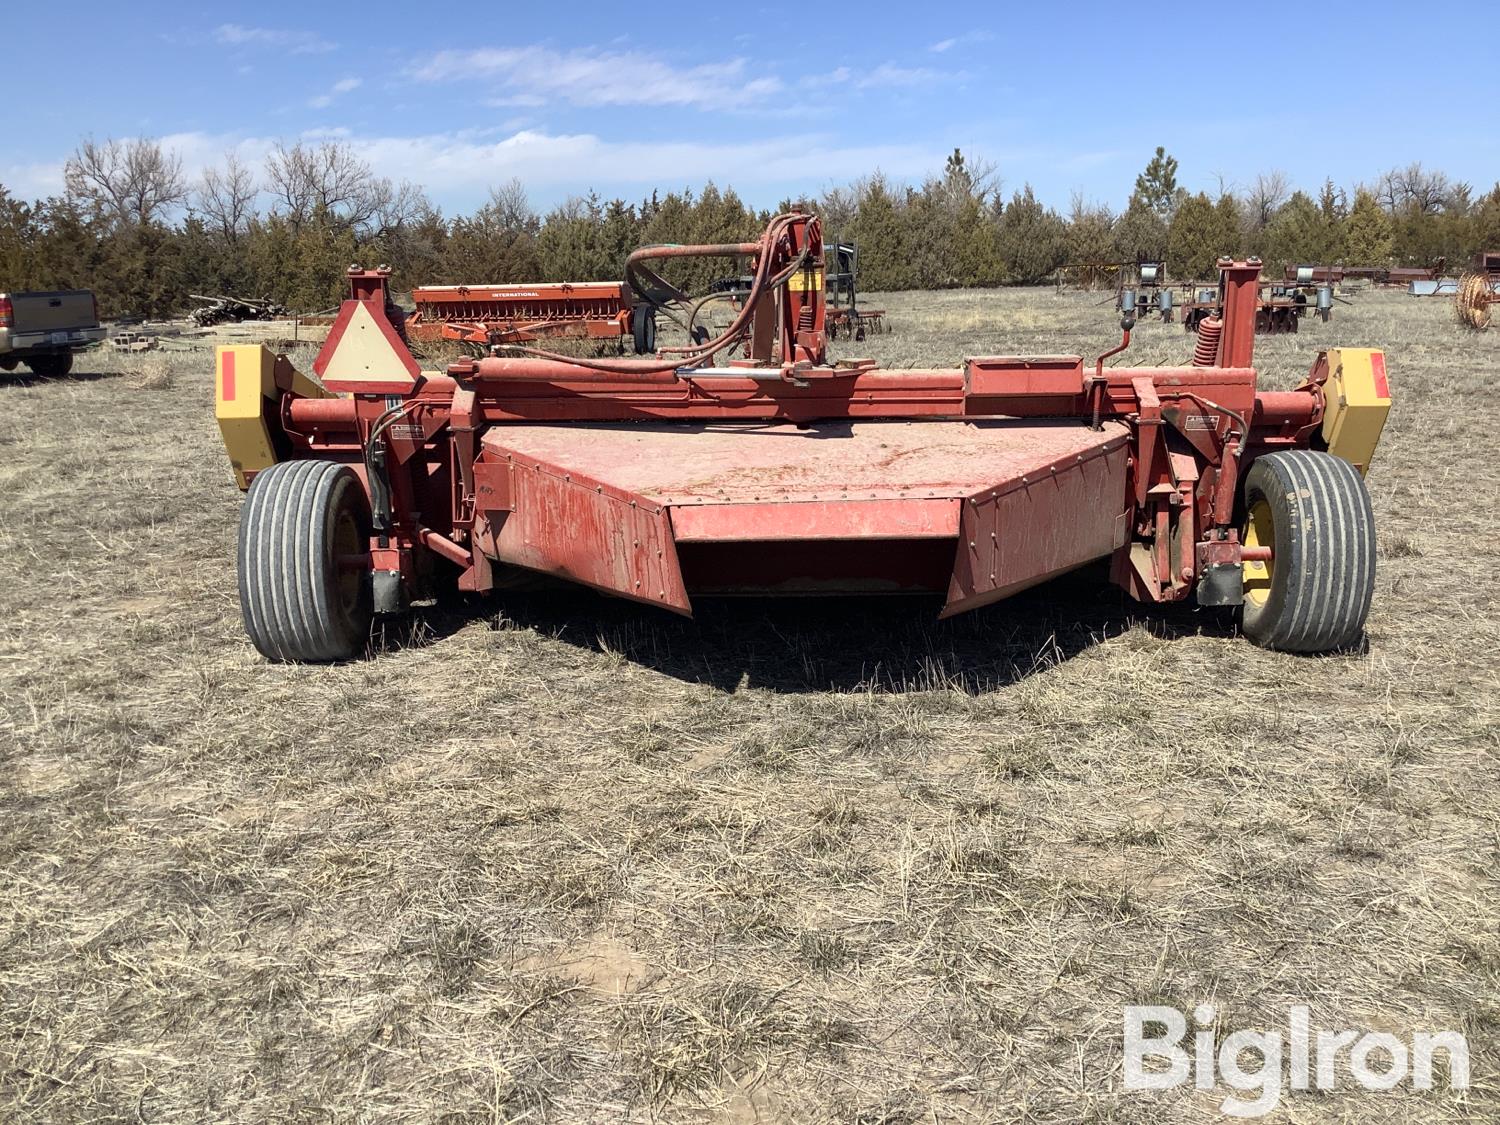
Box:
(238, 460, 372, 662)
(1240, 450, 1376, 653)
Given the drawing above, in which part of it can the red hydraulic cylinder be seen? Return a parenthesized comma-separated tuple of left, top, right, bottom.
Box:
(457, 357, 684, 383)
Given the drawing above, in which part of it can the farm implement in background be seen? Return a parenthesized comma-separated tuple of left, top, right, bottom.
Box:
(825, 242, 886, 340)
(215, 210, 1391, 663)
(1284, 260, 1447, 288)
(1057, 261, 1123, 292)
(1457, 252, 1500, 329)
(408, 281, 658, 354)
(710, 241, 887, 341)
(1456, 272, 1500, 330)
(1116, 262, 1174, 322)
(1174, 266, 1340, 334)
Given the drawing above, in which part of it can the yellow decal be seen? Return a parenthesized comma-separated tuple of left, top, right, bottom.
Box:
(787, 267, 825, 293)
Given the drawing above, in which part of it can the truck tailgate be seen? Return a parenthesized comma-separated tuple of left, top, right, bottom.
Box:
(8, 291, 97, 333)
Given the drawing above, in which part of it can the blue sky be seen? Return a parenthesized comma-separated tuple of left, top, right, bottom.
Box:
(6, 2, 1496, 217)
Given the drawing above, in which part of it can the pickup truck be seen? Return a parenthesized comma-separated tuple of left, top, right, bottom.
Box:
(0, 289, 106, 376)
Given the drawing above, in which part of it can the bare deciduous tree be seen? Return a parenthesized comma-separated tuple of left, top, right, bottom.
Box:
(368, 179, 432, 240)
(485, 179, 539, 234)
(196, 153, 259, 241)
(265, 141, 386, 232)
(64, 137, 188, 227)
(1246, 171, 1290, 229)
(1377, 163, 1452, 215)
(816, 185, 858, 239)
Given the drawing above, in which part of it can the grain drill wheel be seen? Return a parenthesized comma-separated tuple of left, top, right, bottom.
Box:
(632, 305, 657, 354)
(1240, 450, 1375, 653)
(238, 460, 372, 662)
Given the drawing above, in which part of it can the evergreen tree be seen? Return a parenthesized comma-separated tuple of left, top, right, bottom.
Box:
(996, 186, 1067, 284)
(1343, 189, 1394, 265)
(1133, 147, 1179, 216)
(846, 176, 907, 291)
(952, 193, 1002, 287)
(903, 182, 956, 288)
(1166, 193, 1222, 280)
(1264, 192, 1331, 268)
(1114, 195, 1168, 263)
(1473, 184, 1500, 254)
(1214, 193, 1244, 260)
(1065, 197, 1116, 276)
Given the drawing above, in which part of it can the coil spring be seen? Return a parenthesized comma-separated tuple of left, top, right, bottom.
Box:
(1192, 315, 1223, 366)
(798, 306, 815, 333)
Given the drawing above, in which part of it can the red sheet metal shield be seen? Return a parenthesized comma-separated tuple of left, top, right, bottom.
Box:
(477, 419, 1130, 616)
(944, 435, 1130, 616)
(473, 450, 689, 614)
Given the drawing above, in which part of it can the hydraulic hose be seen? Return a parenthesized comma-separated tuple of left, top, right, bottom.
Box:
(483, 212, 808, 375)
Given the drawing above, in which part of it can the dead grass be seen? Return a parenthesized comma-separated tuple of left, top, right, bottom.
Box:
(0, 291, 1496, 1122)
(123, 353, 174, 390)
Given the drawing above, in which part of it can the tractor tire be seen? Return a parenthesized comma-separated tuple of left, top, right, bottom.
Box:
(238, 459, 372, 662)
(1240, 450, 1375, 653)
(632, 305, 657, 355)
(26, 352, 73, 377)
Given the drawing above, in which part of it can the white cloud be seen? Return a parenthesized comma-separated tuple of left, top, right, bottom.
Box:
(483, 94, 547, 109)
(355, 129, 941, 194)
(799, 66, 852, 89)
(309, 77, 362, 109)
(858, 63, 950, 89)
(0, 158, 66, 200)
(4, 127, 946, 210)
(408, 46, 783, 110)
(214, 24, 336, 55)
(927, 30, 994, 53)
(799, 63, 957, 92)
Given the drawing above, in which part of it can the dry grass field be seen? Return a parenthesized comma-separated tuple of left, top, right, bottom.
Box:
(1, 288, 1497, 1123)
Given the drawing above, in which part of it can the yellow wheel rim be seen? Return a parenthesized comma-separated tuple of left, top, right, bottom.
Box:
(1243, 500, 1274, 607)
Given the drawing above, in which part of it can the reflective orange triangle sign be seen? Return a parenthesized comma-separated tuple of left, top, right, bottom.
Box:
(314, 300, 421, 393)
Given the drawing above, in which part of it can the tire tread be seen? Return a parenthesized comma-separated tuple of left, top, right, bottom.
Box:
(1241, 450, 1375, 653)
(236, 460, 370, 662)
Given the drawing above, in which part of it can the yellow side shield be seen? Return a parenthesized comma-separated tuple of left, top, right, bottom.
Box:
(215, 345, 328, 489)
(1321, 348, 1391, 475)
